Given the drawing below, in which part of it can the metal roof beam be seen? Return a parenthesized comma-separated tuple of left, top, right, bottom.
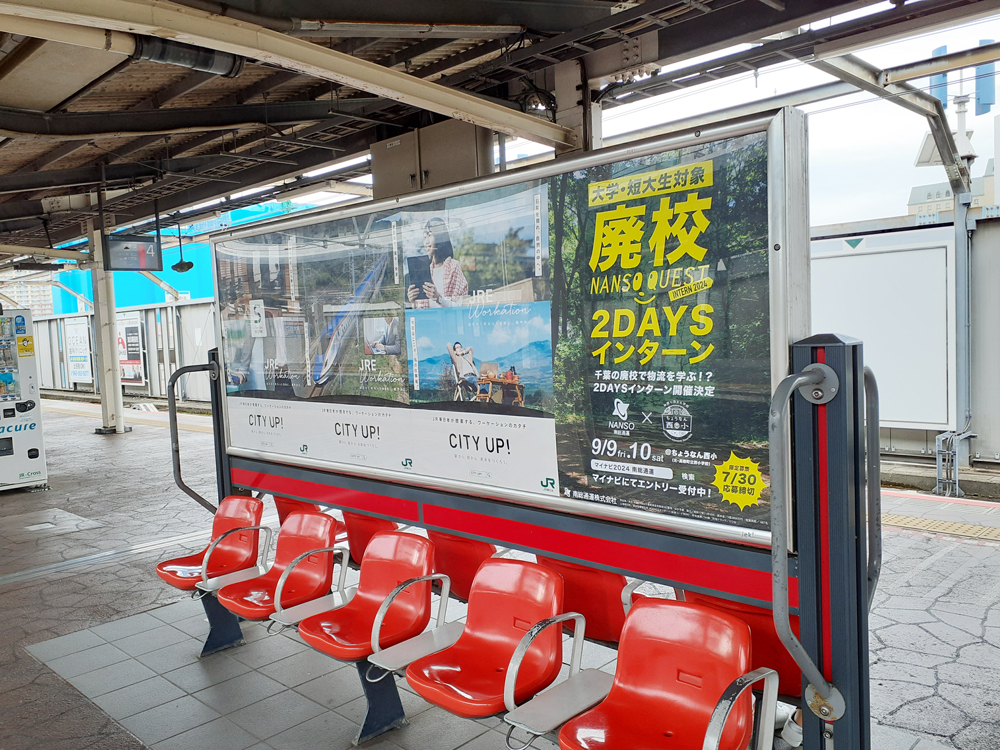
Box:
(172, 0, 614, 35)
(652, 0, 869, 68)
(0, 1, 577, 148)
(288, 23, 524, 40)
(596, 0, 993, 107)
(14, 68, 216, 173)
(811, 54, 970, 193)
(110, 68, 299, 161)
(880, 40, 1000, 85)
(0, 242, 87, 260)
(375, 38, 453, 71)
(126, 36, 524, 166)
(0, 99, 375, 139)
(28, 129, 373, 248)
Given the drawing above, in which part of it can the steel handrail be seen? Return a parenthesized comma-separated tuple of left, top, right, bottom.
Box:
(769, 368, 837, 705)
(167, 361, 219, 512)
(702, 667, 779, 750)
(864, 367, 882, 610)
(272, 544, 350, 621)
(503, 612, 586, 713)
(370, 573, 452, 657)
(199, 524, 273, 588)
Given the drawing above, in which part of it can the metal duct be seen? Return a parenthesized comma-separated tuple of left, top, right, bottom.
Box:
(131, 36, 244, 78)
(0, 16, 245, 77)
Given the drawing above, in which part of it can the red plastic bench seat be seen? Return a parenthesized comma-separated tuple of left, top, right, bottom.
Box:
(156, 495, 263, 591)
(273, 495, 348, 545)
(535, 555, 648, 643)
(558, 599, 755, 750)
(683, 590, 804, 698)
(426, 530, 496, 601)
(405, 559, 563, 718)
(343, 511, 398, 564)
(216, 510, 339, 621)
(299, 531, 434, 662)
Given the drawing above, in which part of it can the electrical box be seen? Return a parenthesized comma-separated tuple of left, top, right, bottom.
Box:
(370, 120, 494, 200)
(369, 130, 421, 200)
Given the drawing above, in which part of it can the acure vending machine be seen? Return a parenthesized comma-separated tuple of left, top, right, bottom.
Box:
(0, 309, 46, 490)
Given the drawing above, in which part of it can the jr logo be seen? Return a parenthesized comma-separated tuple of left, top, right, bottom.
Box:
(401, 458, 413, 469)
(299, 444, 308, 454)
(540, 477, 555, 490)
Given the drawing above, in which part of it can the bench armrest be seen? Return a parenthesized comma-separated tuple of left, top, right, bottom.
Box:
(273, 544, 350, 620)
(620, 579, 644, 615)
(371, 573, 452, 655)
(702, 667, 779, 750)
(200, 525, 273, 587)
(503, 612, 586, 713)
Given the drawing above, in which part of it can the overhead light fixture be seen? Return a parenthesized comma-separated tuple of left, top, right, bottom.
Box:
(171, 219, 193, 273)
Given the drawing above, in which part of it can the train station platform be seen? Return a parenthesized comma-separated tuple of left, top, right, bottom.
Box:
(2, 401, 998, 750)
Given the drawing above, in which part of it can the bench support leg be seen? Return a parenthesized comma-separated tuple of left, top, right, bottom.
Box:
(200, 594, 245, 657)
(353, 661, 406, 745)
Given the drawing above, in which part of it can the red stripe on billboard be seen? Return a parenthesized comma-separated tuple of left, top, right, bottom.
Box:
(423, 504, 799, 607)
(230, 467, 419, 521)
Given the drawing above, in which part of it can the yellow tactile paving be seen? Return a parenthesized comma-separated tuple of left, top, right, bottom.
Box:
(882, 513, 1000, 541)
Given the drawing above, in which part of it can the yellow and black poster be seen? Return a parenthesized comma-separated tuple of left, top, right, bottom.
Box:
(551, 132, 772, 530)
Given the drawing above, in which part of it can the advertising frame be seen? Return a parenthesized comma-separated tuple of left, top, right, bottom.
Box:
(64, 316, 93, 384)
(116, 311, 146, 386)
(210, 107, 810, 547)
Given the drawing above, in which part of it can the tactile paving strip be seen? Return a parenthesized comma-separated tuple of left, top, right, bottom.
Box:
(882, 514, 1000, 541)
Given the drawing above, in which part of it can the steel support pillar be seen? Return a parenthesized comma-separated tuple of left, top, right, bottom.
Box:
(88, 219, 128, 434)
(553, 59, 601, 155)
(792, 335, 871, 750)
(953, 171, 973, 473)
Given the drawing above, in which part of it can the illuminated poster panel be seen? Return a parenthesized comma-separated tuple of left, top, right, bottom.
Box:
(215, 123, 779, 537)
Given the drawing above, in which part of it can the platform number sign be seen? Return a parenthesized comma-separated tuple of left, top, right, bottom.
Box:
(103, 234, 163, 272)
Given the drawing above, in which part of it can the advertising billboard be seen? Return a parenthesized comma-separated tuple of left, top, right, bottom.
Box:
(116, 312, 145, 385)
(65, 317, 93, 384)
(214, 112, 806, 541)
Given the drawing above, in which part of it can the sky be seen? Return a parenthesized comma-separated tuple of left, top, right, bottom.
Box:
(598, 4, 1000, 227)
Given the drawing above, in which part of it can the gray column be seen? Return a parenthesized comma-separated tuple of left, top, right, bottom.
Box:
(88, 220, 127, 434)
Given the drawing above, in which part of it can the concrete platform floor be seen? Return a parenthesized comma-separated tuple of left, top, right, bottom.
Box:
(0, 401, 998, 749)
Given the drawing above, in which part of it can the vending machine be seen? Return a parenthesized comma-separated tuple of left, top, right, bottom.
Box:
(0, 309, 46, 490)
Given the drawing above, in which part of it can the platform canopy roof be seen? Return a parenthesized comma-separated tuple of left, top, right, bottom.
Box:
(0, 0, 991, 263)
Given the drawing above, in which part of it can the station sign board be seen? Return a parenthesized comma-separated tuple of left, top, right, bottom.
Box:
(213, 110, 807, 543)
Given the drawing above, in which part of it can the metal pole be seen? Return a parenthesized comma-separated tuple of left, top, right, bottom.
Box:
(953, 163, 972, 491)
(863, 367, 883, 610)
(168, 361, 218, 512)
(88, 216, 128, 434)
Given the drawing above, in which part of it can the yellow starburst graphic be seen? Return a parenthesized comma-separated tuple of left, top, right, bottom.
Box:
(711, 451, 765, 511)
